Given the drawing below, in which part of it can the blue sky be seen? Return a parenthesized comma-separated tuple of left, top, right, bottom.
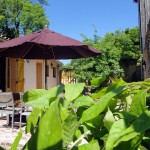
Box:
(45, 0, 138, 64)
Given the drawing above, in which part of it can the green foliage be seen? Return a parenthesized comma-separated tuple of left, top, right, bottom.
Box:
(78, 140, 100, 150)
(26, 99, 62, 150)
(9, 78, 150, 150)
(0, 0, 49, 38)
(91, 76, 106, 87)
(63, 110, 79, 146)
(10, 131, 22, 150)
(23, 89, 49, 108)
(72, 96, 94, 108)
(63, 27, 140, 82)
(47, 84, 65, 99)
(29, 0, 48, 5)
(129, 90, 147, 117)
(25, 107, 41, 134)
(106, 111, 150, 150)
(79, 85, 126, 123)
(65, 83, 85, 102)
(104, 108, 115, 131)
(20, 1, 48, 35)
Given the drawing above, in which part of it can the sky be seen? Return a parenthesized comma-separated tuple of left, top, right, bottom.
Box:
(45, 0, 139, 64)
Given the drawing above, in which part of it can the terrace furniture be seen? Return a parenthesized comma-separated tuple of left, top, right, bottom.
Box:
(19, 93, 33, 129)
(0, 92, 20, 132)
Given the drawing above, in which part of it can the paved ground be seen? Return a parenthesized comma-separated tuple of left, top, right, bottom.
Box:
(0, 117, 30, 150)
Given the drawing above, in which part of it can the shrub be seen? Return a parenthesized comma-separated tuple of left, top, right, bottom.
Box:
(10, 78, 150, 150)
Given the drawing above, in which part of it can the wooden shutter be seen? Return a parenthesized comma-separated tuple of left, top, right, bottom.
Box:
(17, 59, 24, 92)
(36, 63, 43, 89)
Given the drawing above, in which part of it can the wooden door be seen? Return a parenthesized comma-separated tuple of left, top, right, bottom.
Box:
(10, 58, 17, 92)
(36, 63, 42, 89)
(17, 59, 24, 92)
(7, 58, 24, 92)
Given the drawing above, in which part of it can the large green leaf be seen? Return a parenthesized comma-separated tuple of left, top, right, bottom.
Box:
(47, 84, 65, 99)
(125, 95, 132, 111)
(114, 134, 143, 150)
(136, 79, 150, 90)
(90, 76, 106, 86)
(111, 78, 126, 85)
(86, 114, 105, 128)
(107, 98, 117, 111)
(105, 119, 129, 150)
(23, 89, 49, 108)
(10, 131, 22, 150)
(72, 96, 95, 108)
(80, 85, 126, 123)
(78, 140, 100, 150)
(106, 111, 150, 150)
(74, 129, 82, 141)
(60, 104, 69, 122)
(92, 78, 126, 99)
(27, 99, 62, 150)
(139, 145, 148, 150)
(25, 107, 41, 134)
(129, 90, 147, 116)
(116, 111, 137, 123)
(65, 83, 85, 102)
(63, 110, 79, 145)
(104, 108, 115, 131)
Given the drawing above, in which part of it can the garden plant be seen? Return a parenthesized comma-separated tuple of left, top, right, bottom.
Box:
(6, 77, 150, 150)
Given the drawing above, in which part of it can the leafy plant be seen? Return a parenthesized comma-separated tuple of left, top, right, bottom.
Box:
(9, 78, 150, 150)
(62, 27, 141, 82)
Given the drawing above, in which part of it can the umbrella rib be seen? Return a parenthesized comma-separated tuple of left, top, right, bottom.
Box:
(22, 43, 36, 58)
(46, 46, 56, 59)
(70, 46, 88, 57)
(38, 44, 45, 49)
(51, 47, 56, 59)
(37, 45, 56, 59)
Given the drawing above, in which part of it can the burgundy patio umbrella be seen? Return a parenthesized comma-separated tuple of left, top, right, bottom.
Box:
(0, 29, 101, 59)
(0, 29, 101, 89)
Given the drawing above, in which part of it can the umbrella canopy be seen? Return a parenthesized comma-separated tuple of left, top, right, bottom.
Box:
(0, 29, 101, 59)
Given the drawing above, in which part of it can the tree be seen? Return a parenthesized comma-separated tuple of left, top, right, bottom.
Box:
(0, 0, 49, 38)
(29, 0, 48, 5)
(63, 27, 141, 82)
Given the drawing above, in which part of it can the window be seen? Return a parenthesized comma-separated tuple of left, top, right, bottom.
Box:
(53, 67, 56, 78)
(46, 65, 49, 77)
(7, 58, 10, 88)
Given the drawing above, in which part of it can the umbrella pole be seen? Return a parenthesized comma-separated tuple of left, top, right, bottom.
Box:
(45, 59, 47, 89)
(16, 58, 18, 92)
